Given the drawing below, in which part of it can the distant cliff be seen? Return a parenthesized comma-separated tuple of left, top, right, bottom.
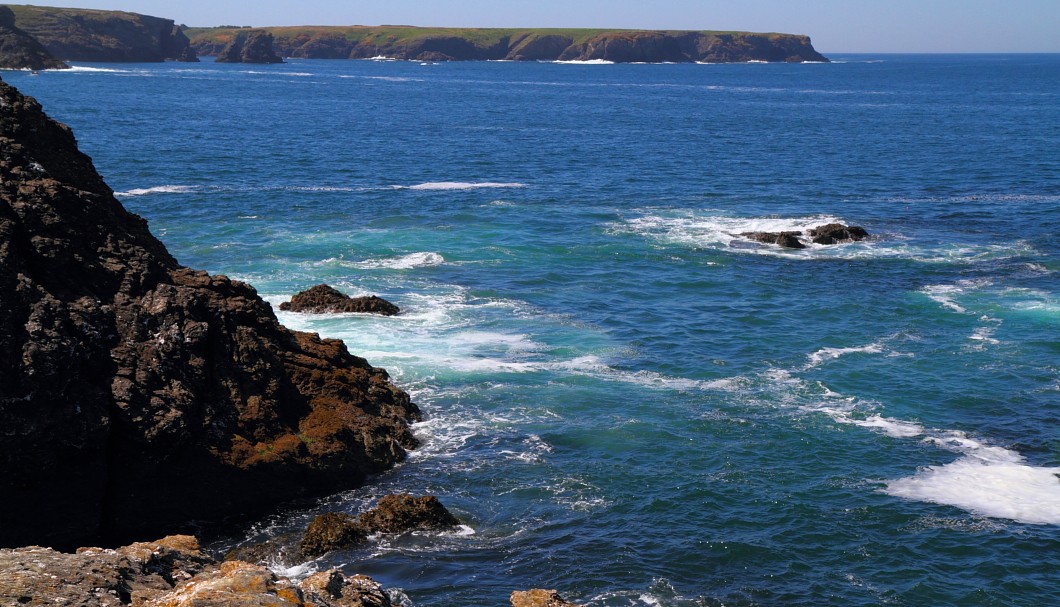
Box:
(215, 29, 283, 64)
(187, 26, 828, 63)
(5, 4, 197, 62)
(0, 6, 66, 69)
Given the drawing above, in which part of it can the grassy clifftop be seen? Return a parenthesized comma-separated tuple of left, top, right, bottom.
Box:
(185, 26, 828, 63)
(6, 4, 197, 61)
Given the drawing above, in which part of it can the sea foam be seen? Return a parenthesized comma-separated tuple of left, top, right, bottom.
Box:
(397, 182, 527, 191)
(114, 185, 198, 197)
(885, 432, 1060, 525)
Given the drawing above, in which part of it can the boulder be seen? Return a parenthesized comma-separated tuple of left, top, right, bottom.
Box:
(301, 571, 392, 607)
(511, 589, 584, 607)
(299, 513, 368, 559)
(279, 284, 400, 316)
(215, 29, 283, 64)
(0, 78, 419, 549)
(358, 494, 462, 534)
(807, 223, 869, 244)
(739, 231, 807, 249)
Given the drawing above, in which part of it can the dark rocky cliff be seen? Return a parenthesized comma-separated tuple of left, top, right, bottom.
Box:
(0, 77, 419, 549)
(6, 4, 197, 62)
(214, 29, 283, 64)
(0, 6, 66, 69)
(189, 26, 827, 63)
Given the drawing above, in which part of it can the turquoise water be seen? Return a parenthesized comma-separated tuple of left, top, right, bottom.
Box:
(8, 54, 1058, 606)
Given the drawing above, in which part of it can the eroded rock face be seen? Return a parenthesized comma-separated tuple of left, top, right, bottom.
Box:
(0, 6, 67, 70)
(0, 78, 419, 549)
(511, 589, 584, 607)
(215, 29, 283, 64)
(280, 284, 401, 316)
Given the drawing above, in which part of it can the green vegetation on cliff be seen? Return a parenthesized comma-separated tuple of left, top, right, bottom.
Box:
(5, 4, 197, 62)
(185, 25, 828, 63)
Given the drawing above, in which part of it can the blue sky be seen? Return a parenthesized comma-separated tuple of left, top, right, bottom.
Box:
(44, 1, 1060, 53)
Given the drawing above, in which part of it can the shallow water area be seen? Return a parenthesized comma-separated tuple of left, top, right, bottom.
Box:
(9, 54, 1059, 606)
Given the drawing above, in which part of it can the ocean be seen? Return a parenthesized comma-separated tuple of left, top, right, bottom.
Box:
(7, 54, 1058, 606)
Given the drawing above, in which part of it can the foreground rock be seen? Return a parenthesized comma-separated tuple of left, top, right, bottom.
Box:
(280, 284, 401, 315)
(299, 494, 461, 558)
(0, 77, 419, 549)
(188, 27, 828, 63)
(0, 535, 391, 607)
(7, 5, 197, 62)
(0, 6, 67, 70)
(511, 589, 584, 607)
(215, 29, 284, 64)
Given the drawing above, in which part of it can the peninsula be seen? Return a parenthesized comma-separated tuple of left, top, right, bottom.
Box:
(187, 26, 829, 63)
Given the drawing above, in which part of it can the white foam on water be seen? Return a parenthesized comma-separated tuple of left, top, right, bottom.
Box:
(968, 326, 1000, 345)
(354, 252, 445, 270)
(919, 280, 993, 313)
(554, 59, 615, 65)
(66, 66, 134, 73)
(804, 343, 885, 368)
(114, 185, 198, 197)
(885, 432, 1060, 525)
(809, 405, 925, 438)
(619, 212, 847, 255)
(395, 181, 527, 191)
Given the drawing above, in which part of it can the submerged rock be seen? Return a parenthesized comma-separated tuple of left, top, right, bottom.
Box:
(215, 29, 283, 64)
(280, 284, 401, 315)
(808, 223, 869, 244)
(739, 231, 807, 249)
(511, 589, 584, 607)
(0, 78, 419, 549)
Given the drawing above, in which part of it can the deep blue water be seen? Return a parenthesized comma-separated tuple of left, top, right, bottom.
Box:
(7, 54, 1059, 606)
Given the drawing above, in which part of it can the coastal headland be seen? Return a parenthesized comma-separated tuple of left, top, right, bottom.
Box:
(186, 25, 828, 63)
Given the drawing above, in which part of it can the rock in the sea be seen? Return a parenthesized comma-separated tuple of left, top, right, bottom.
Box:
(215, 29, 283, 63)
(739, 231, 807, 249)
(280, 284, 401, 316)
(301, 571, 393, 607)
(358, 494, 462, 534)
(300, 512, 368, 558)
(0, 77, 420, 549)
(0, 6, 67, 70)
(511, 589, 584, 607)
(807, 223, 869, 245)
(299, 494, 461, 558)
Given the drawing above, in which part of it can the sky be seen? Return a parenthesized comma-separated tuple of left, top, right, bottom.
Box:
(35, 1, 1060, 53)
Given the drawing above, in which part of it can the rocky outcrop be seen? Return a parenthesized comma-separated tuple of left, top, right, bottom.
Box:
(739, 224, 869, 249)
(188, 26, 827, 63)
(6, 5, 197, 62)
(214, 29, 283, 64)
(511, 589, 584, 607)
(0, 6, 67, 70)
(299, 494, 461, 558)
(740, 231, 807, 249)
(808, 223, 869, 244)
(0, 535, 392, 607)
(0, 77, 419, 549)
(280, 284, 401, 316)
